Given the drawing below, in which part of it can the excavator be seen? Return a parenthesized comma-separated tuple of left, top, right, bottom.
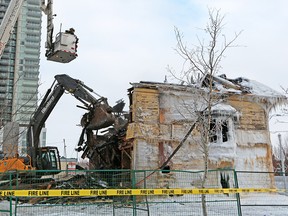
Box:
(0, 0, 78, 63)
(0, 74, 116, 177)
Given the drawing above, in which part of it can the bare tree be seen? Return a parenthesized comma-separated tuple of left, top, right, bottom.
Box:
(272, 134, 288, 174)
(168, 8, 241, 215)
(270, 87, 288, 173)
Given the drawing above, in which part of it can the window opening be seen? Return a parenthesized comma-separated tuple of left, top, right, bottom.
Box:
(222, 120, 228, 142)
(209, 118, 229, 143)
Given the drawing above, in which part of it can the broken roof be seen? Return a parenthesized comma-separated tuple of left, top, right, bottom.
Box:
(201, 74, 285, 97)
(130, 74, 287, 110)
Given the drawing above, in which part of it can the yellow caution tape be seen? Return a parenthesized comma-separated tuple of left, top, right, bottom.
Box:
(0, 188, 282, 197)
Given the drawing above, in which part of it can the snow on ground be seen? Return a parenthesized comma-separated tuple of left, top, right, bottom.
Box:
(240, 193, 288, 216)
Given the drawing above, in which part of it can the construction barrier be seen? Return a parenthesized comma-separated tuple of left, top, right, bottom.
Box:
(0, 188, 282, 197)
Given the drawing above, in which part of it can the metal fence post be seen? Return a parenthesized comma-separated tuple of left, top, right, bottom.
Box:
(9, 172, 12, 216)
(132, 169, 137, 216)
(14, 171, 20, 216)
(278, 133, 287, 190)
(234, 170, 242, 216)
(143, 170, 150, 215)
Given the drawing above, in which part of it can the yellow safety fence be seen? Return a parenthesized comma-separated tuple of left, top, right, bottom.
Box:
(0, 188, 283, 197)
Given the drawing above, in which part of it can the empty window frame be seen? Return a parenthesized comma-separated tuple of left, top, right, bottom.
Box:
(209, 118, 229, 143)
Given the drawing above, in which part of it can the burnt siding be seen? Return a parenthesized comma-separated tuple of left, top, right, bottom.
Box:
(131, 88, 159, 123)
(128, 86, 273, 174)
(128, 88, 160, 170)
(229, 97, 267, 131)
(228, 96, 273, 173)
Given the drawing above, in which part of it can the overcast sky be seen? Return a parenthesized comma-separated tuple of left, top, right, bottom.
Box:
(38, 0, 288, 158)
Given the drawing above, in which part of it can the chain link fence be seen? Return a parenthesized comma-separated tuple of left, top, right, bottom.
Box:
(236, 171, 288, 216)
(0, 169, 287, 215)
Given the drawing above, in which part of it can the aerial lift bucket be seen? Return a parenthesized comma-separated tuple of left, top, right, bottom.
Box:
(47, 32, 78, 63)
(83, 103, 115, 130)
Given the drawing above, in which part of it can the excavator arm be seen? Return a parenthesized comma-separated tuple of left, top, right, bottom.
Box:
(26, 74, 115, 172)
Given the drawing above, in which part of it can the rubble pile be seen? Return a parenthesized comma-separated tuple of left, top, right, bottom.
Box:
(0, 174, 119, 204)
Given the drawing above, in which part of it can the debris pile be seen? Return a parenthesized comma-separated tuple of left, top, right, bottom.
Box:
(77, 99, 131, 170)
(0, 174, 127, 204)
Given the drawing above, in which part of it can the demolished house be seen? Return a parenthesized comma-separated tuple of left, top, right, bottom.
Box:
(79, 74, 286, 188)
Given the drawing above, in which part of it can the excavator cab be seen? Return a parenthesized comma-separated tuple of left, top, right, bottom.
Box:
(46, 30, 78, 63)
(37, 146, 61, 175)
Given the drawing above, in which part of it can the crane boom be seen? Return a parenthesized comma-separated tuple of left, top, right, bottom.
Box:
(40, 0, 54, 51)
(0, 0, 24, 59)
